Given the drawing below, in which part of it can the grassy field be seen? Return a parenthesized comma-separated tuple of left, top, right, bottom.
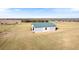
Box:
(0, 22, 79, 50)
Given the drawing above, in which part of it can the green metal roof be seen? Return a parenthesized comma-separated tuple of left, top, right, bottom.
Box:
(32, 22, 56, 28)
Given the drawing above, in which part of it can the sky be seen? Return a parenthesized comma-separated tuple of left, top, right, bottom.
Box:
(0, 8, 79, 18)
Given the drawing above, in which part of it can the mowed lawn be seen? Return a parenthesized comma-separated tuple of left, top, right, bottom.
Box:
(0, 22, 79, 50)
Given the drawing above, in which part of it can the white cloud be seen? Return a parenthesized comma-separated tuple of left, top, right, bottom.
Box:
(13, 9, 21, 11)
(71, 8, 79, 11)
(0, 8, 9, 11)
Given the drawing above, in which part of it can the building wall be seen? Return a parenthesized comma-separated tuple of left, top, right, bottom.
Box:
(0, 20, 21, 24)
(32, 27, 56, 32)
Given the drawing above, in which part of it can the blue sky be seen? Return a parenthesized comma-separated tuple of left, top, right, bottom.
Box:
(0, 8, 79, 18)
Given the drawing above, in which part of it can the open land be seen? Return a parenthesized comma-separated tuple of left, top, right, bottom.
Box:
(0, 22, 79, 50)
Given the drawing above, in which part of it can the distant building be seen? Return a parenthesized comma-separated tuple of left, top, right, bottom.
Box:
(0, 20, 21, 24)
(32, 22, 56, 33)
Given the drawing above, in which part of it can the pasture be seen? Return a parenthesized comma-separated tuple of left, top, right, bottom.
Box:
(0, 22, 79, 50)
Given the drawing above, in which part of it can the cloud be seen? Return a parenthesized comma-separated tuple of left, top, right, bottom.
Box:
(0, 8, 20, 13)
(71, 8, 79, 11)
(11, 8, 21, 11)
(0, 8, 79, 18)
(0, 8, 10, 11)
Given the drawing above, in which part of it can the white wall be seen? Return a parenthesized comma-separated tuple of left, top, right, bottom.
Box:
(32, 27, 56, 33)
(47, 27, 56, 31)
(32, 27, 44, 32)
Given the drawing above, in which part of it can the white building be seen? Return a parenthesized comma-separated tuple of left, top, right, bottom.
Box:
(32, 22, 56, 33)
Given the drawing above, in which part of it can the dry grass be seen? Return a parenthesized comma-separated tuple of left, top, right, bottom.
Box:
(0, 22, 79, 50)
